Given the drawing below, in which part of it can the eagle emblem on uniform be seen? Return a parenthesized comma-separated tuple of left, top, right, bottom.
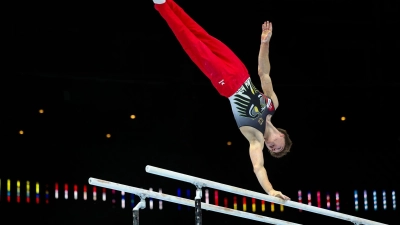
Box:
(233, 81, 269, 120)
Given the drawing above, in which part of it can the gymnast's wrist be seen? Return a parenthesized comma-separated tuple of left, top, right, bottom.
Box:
(260, 41, 270, 47)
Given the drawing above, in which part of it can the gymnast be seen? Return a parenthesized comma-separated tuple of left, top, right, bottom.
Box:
(153, 0, 292, 200)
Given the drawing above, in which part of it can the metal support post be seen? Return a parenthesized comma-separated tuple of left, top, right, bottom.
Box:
(195, 187, 202, 225)
(133, 198, 146, 225)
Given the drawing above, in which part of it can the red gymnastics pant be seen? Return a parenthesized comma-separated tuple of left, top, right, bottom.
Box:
(154, 0, 249, 98)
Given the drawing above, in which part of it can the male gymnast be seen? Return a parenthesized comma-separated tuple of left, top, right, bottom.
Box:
(153, 0, 292, 200)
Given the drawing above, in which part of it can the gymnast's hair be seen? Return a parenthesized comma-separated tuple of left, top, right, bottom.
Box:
(269, 128, 292, 158)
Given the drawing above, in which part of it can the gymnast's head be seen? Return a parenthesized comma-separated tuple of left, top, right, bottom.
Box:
(265, 128, 292, 158)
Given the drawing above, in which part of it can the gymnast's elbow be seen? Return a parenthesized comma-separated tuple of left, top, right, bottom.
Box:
(253, 164, 264, 174)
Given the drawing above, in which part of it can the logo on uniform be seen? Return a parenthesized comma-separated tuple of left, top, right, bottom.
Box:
(233, 80, 269, 121)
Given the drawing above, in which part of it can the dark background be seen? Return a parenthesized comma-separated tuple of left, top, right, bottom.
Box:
(2, 0, 399, 224)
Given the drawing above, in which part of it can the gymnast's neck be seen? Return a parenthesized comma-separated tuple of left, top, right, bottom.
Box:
(263, 114, 279, 140)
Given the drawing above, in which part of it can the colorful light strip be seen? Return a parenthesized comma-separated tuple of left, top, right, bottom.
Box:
(36, 182, 39, 204)
(17, 180, 20, 203)
(364, 190, 368, 211)
(177, 188, 181, 210)
(336, 192, 340, 211)
(205, 189, 209, 204)
(354, 190, 359, 211)
(26, 181, 30, 203)
(5, 181, 395, 214)
(93, 186, 97, 201)
(112, 190, 116, 205)
(214, 190, 219, 206)
(83, 185, 87, 200)
(55, 183, 58, 199)
(121, 191, 125, 209)
(64, 184, 68, 200)
(45, 185, 49, 204)
(298, 190, 302, 212)
(74, 185, 78, 200)
(326, 192, 330, 209)
(7, 179, 10, 202)
(149, 188, 153, 210)
(382, 190, 387, 210)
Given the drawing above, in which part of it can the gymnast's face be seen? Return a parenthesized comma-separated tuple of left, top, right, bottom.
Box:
(265, 134, 285, 153)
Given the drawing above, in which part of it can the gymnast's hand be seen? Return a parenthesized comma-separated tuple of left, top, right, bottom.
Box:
(269, 189, 290, 200)
(261, 21, 272, 43)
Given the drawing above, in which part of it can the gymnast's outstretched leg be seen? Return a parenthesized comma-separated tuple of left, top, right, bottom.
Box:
(153, 0, 249, 97)
(163, 0, 247, 71)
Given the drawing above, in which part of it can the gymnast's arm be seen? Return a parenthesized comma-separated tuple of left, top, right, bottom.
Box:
(249, 140, 274, 194)
(258, 22, 279, 108)
(249, 140, 290, 200)
(258, 42, 279, 108)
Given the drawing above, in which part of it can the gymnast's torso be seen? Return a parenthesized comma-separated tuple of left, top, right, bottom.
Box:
(228, 78, 276, 136)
